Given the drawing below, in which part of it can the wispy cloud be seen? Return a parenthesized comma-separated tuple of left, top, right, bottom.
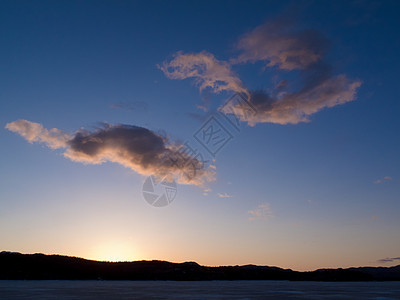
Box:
(6, 120, 215, 186)
(231, 20, 328, 70)
(218, 193, 232, 198)
(374, 176, 392, 184)
(5, 120, 71, 149)
(203, 187, 212, 196)
(248, 203, 274, 221)
(377, 257, 400, 263)
(221, 77, 361, 125)
(160, 19, 361, 126)
(159, 51, 248, 96)
(223, 18, 362, 125)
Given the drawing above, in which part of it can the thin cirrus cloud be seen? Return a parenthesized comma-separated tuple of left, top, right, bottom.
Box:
(217, 193, 232, 198)
(5, 120, 215, 186)
(248, 203, 274, 221)
(374, 176, 392, 184)
(160, 19, 362, 125)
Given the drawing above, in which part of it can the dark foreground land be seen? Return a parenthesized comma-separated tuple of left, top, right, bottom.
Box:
(1, 251, 399, 281)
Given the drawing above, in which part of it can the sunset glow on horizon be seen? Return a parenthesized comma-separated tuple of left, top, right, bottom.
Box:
(1, 0, 399, 272)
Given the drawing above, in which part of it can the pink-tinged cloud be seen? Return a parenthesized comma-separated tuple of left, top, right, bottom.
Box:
(232, 21, 328, 70)
(248, 203, 274, 221)
(374, 176, 393, 184)
(222, 75, 361, 125)
(159, 51, 248, 95)
(160, 20, 361, 126)
(217, 193, 232, 198)
(6, 120, 215, 186)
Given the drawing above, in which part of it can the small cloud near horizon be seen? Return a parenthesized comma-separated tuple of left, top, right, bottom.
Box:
(218, 193, 233, 198)
(248, 203, 274, 221)
(374, 176, 392, 184)
(377, 257, 400, 264)
(203, 187, 212, 196)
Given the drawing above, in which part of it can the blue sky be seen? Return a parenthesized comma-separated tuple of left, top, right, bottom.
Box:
(1, 0, 399, 270)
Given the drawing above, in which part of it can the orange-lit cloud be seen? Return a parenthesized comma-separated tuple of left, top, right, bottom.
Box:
(6, 120, 215, 186)
(159, 51, 248, 96)
(5, 119, 71, 149)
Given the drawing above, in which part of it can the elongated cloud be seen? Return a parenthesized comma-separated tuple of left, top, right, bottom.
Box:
(6, 120, 215, 186)
(160, 20, 361, 125)
(378, 257, 400, 263)
(221, 75, 361, 125)
(217, 193, 232, 198)
(159, 51, 247, 95)
(5, 120, 71, 149)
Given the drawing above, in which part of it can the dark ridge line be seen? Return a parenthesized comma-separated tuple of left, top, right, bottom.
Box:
(1, 251, 399, 281)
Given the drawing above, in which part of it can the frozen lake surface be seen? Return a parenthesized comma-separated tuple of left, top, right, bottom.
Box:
(0, 280, 399, 299)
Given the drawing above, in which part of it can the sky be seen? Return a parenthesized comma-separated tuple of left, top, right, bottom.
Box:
(1, 0, 399, 271)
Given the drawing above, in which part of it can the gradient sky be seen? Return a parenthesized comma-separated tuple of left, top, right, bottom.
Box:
(1, 0, 400, 271)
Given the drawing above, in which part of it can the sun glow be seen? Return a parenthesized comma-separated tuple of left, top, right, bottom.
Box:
(91, 241, 138, 262)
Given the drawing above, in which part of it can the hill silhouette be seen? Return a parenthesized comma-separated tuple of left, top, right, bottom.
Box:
(1, 251, 399, 281)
